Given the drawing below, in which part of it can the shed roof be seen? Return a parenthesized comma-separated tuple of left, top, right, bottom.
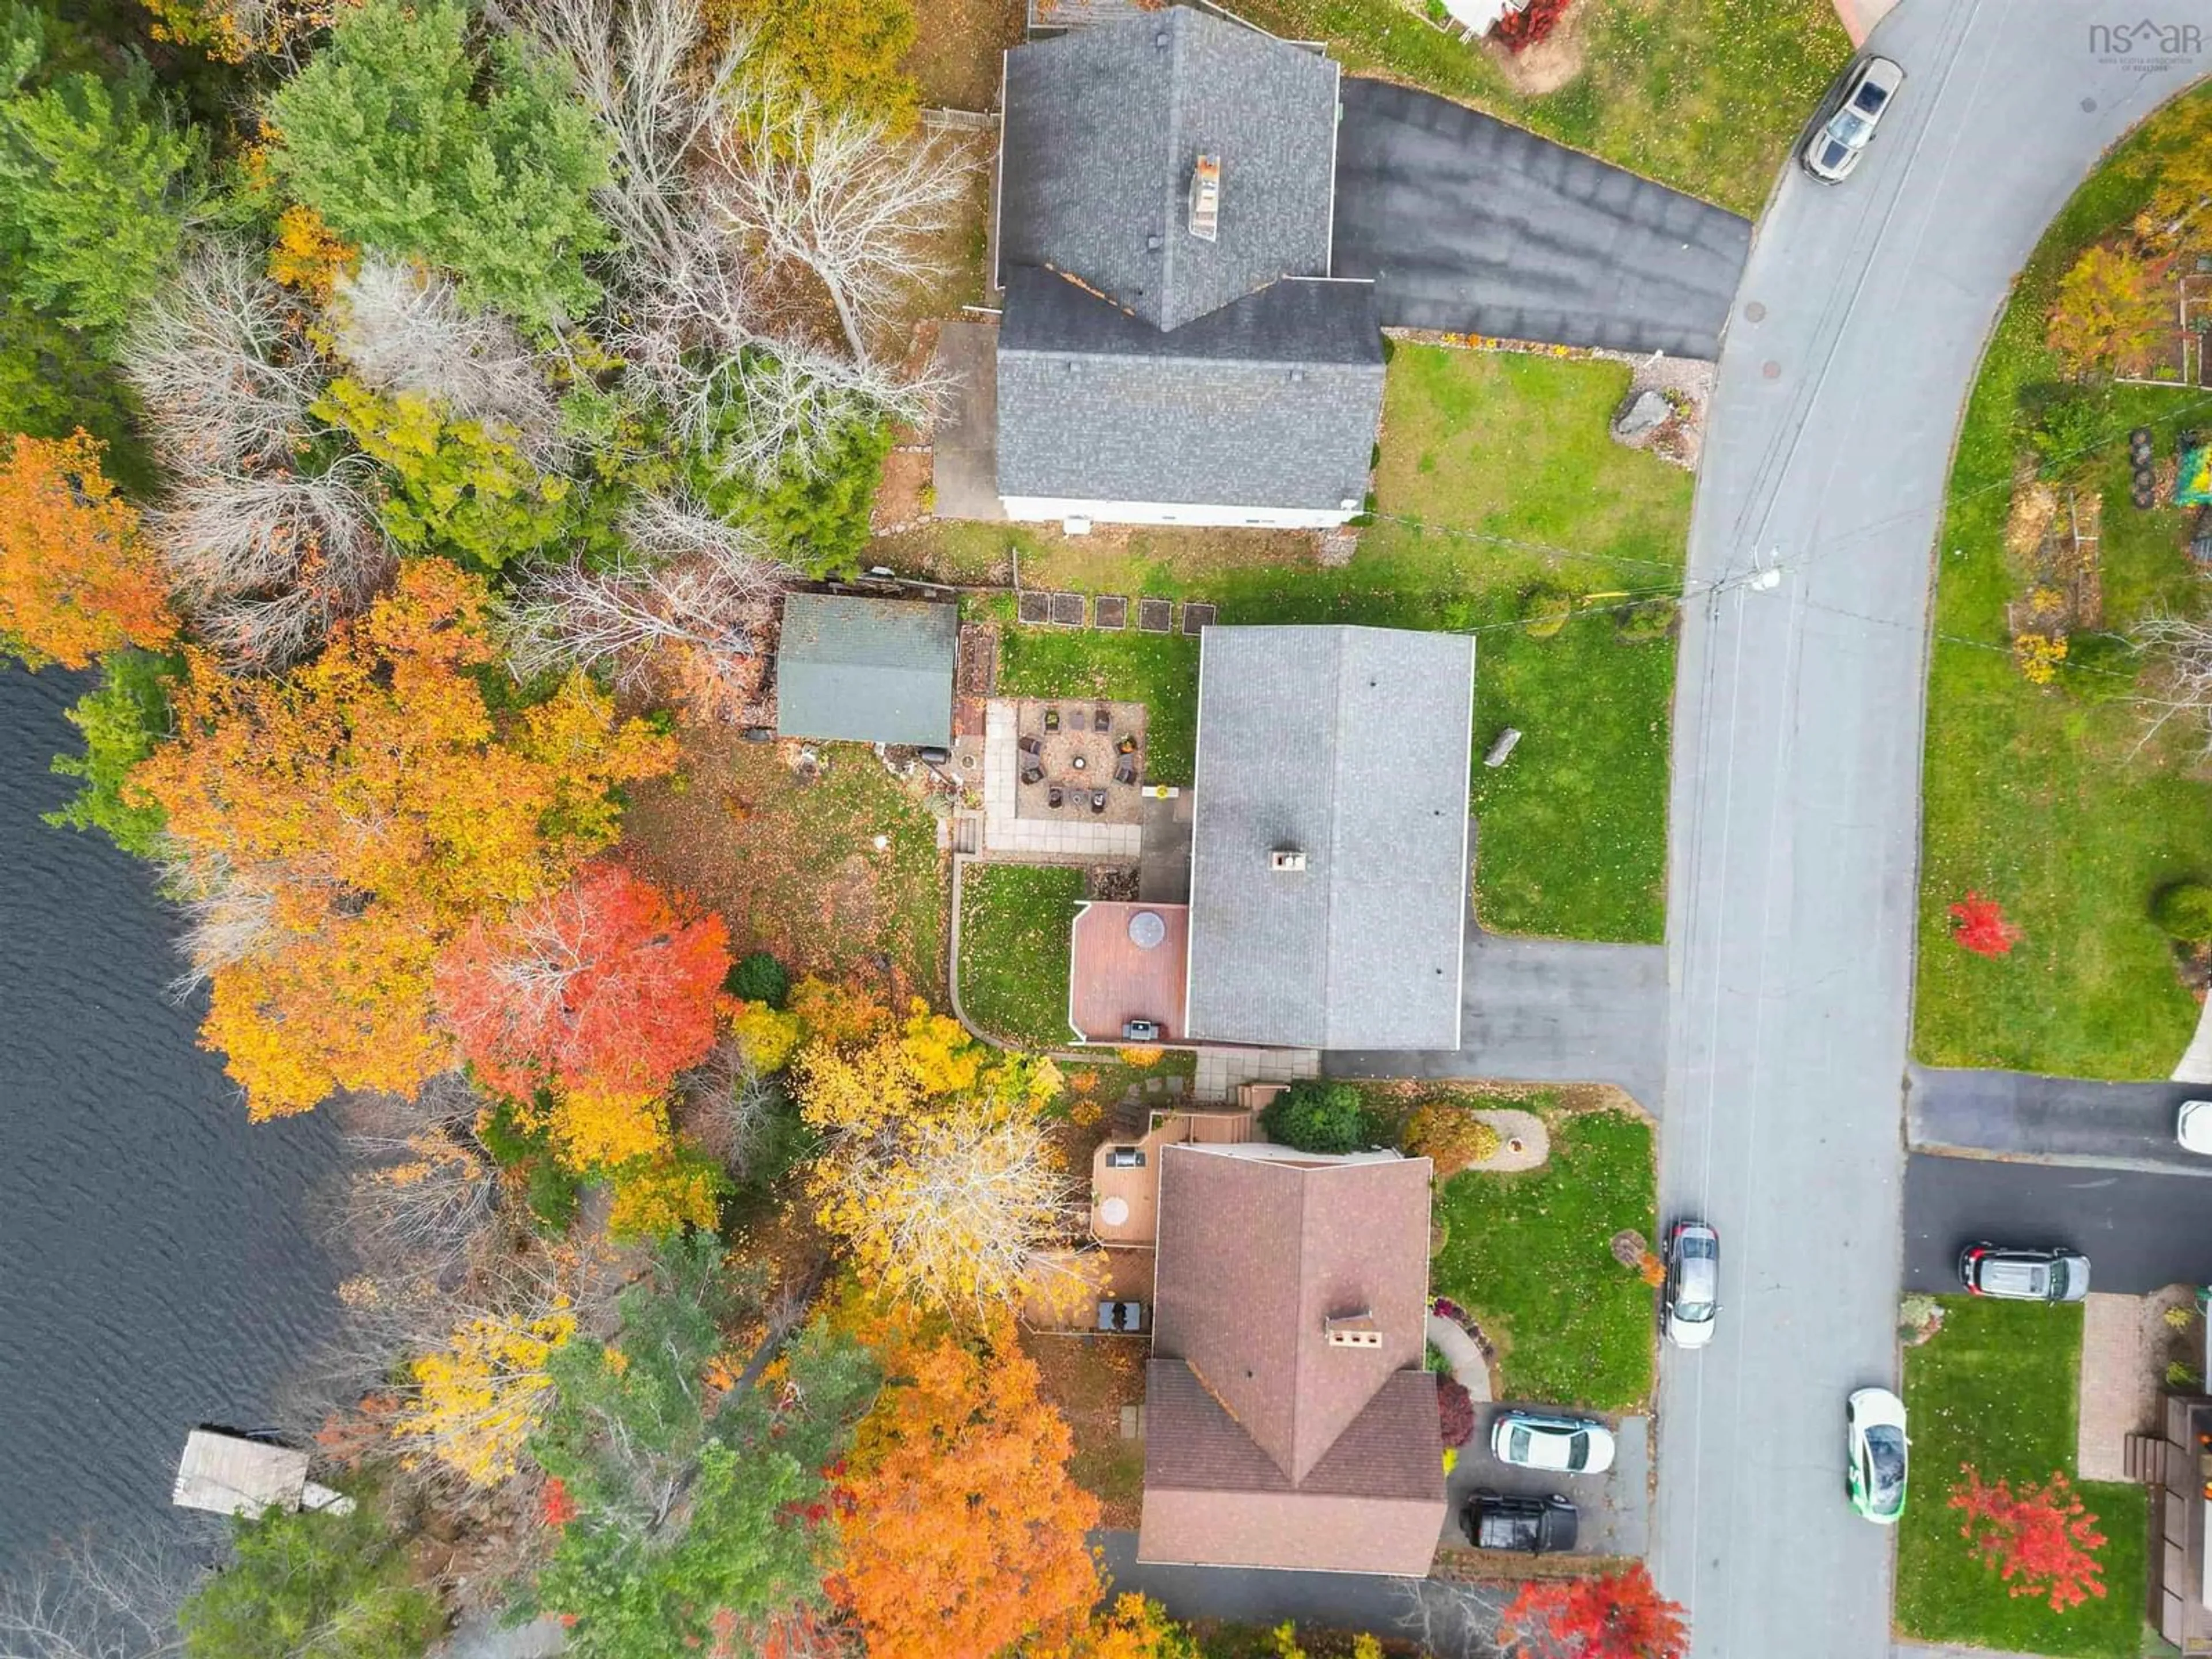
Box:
(998, 6, 1339, 333)
(1182, 625, 1474, 1049)
(774, 593, 959, 748)
(1139, 1146, 1443, 1574)
(997, 268, 1382, 512)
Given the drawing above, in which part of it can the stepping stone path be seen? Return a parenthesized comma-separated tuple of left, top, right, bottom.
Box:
(1018, 590, 1050, 624)
(1182, 601, 1217, 634)
(1138, 598, 1174, 632)
(1051, 591, 1086, 626)
(1094, 594, 1128, 629)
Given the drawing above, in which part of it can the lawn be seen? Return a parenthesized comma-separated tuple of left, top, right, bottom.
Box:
(989, 344, 1691, 944)
(1429, 1103, 1656, 1411)
(958, 862, 1082, 1049)
(1228, 0, 1851, 217)
(1915, 85, 2212, 1079)
(620, 728, 946, 997)
(1896, 1297, 2148, 1658)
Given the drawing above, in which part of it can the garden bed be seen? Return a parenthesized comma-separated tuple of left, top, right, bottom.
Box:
(1896, 1297, 2147, 1658)
(1428, 1100, 1656, 1411)
(958, 862, 1082, 1050)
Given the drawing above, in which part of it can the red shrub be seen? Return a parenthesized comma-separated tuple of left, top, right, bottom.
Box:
(1949, 891, 2022, 957)
(1495, 0, 1569, 52)
(1438, 1377, 1475, 1448)
(1949, 1465, 2107, 1612)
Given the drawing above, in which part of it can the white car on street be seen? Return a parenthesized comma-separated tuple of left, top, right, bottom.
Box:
(1663, 1219, 1720, 1349)
(1490, 1411, 1616, 1474)
(1802, 56, 1907, 184)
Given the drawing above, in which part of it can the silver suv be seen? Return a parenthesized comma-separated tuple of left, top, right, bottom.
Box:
(1959, 1244, 2089, 1302)
(1803, 56, 1906, 184)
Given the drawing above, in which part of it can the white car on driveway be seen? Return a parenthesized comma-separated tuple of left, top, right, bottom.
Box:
(1490, 1411, 1616, 1474)
(2179, 1100, 2212, 1155)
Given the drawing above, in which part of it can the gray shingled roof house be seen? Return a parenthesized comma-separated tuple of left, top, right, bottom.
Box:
(1182, 625, 1475, 1050)
(1141, 1144, 1445, 1574)
(993, 5, 1382, 528)
(774, 593, 959, 748)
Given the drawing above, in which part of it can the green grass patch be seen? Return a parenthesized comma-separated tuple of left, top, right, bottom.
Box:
(991, 346, 1690, 943)
(1229, 0, 1850, 217)
(1896, 1297, 2147, 1657)
(1915, 84, 2212, 1079)
(959, 863, 1082, 1050)
(1430, 1104, 1656, 1411)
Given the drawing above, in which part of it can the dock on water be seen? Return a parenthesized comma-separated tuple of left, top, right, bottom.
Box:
(172, 1429, 354, 1518)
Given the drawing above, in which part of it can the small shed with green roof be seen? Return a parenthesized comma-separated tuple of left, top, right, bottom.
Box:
(775, 592, 960, 747)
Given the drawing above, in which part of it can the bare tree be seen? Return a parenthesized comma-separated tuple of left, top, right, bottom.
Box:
(2134, 608, 2212, 759)
(676, 1038, 789, 1180)
(122, 240, 321, 475)
(0, 1533, 206, 1659)
(154, 462, 396, 669)
(1388, 1577, 1511, 1659)
(325, 1075, 504, 1286)
(329, 258, 566, 461)
(151, 844, 279, 996)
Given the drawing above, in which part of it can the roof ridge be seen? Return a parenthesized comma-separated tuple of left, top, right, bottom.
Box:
(1156, 6, 1188, 323)
(1320, 627, 1353, 1050)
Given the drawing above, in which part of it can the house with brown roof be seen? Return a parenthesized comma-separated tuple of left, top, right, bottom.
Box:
(1141, 1142, 1445, 1574)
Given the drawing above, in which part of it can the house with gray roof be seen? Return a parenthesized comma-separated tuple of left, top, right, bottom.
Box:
(992, 5, 1382, 529)
(774, 593, 959, 748)
(1181, 624, 1474, 1050)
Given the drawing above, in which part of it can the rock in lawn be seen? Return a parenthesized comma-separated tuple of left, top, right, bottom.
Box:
(1612, 389, 1672, 442)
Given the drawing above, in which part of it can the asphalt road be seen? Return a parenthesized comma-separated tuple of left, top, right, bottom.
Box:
(1904, 1153, 2212, 1295)
(1331, 78, 1751, 357)
(1328, 923, 1668, 1109)
(1649, 9, 2207, 1659)
(1909, 1065, 2212, 1176)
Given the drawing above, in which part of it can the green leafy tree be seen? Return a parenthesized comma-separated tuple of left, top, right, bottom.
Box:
(0, 2, 199, 336)
(45, 649, 176, 858)
(715, 0, 919, 128)
(2154, 881, 2212, 944)
(315, 377, 575, 572)
(267, 0, 611, 327)
(179, 1499, 441, 1659)
(698, 408, 890, 578)
(529, 1235, 878, 1658)
(1259, 1080, 1380, 1155)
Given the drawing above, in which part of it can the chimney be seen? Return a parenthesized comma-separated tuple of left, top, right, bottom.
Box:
(1270, 847, 1306, 873)
(1325, 1311, 1383, 1350)
(1188, 154, 1221, 243)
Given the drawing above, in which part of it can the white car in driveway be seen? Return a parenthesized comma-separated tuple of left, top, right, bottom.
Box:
(2180, 1100, 2212, 1155)
(1490, 1411, 1616, 1474)
(1803, 56, 1907, 183)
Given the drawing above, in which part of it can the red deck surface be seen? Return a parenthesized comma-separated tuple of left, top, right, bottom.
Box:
(1069, 901, 1190, 1043)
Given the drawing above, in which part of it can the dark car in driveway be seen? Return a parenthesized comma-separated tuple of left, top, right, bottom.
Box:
(1463, 1490, 1578, 1554)
(1959, 1244, 2090, 1302)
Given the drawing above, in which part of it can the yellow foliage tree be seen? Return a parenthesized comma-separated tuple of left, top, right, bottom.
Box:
(728, 999, 802, 1073)
(2047, 242, 2172, 378)
(395, 1302, 575, 1486)
(1024, 1595, 1198, 1659)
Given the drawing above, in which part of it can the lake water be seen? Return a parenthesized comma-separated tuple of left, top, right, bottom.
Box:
(0, 664, 342, 1571)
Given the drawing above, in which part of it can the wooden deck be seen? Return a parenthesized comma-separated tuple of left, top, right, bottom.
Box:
(1070, 901, 1188, 1043)
(1089, 1107, 1253, 1244)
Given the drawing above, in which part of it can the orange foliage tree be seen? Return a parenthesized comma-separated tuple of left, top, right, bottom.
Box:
(436, 862, 730, 1166)
(1025, 1595, 1198, 1659)
(131, 560, 675, 1115)
(1949, 1465, 2108, 1612)
(0, 431, 177, 669)
(834, 1313, 1101, 1659)
(1500, 1563, 1688, 1659)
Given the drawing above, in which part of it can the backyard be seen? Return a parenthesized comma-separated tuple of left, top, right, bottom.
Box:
(1896, 1297, 2147, 1658)
(966, 343, 1692, 944)
(959, 862, 1083, 1049)
(1428, 1099, 1656, 1412)
(1915, 86, 2212, 1080)
(1228, 0, 1850, 217)
(620, 729, 946, 998)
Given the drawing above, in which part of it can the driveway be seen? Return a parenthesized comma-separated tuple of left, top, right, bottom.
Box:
(1450, 1404, 1651, 1559)
(1326, 925, 1666, 1110)
(1909, 1065, 2212, 1176)
(1331, 78, 1752, 357)
(1649, 8, 2207, 1659)
(1904, 1152, 2212, 1296)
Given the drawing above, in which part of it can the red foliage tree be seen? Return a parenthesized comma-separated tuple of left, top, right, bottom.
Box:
(1495, 0, 1570, 53)
(436, 862, 731, 1109)
(1949, 1465, 2107, 1612)
(1949, 891, 2022, 957)
(1438, 1376, 1475, 1448)
(540, 1475, 578, 1528)
(1500, 1563, 1688, 1659)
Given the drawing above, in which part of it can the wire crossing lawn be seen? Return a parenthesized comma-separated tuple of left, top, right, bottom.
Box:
(998, 346, 1690, 945)
(959, 863, 1082, 1050)
(1915, 89, 2212, 1079)
(1896, 1297, 2147, 1657)
(1229, 0, 1850, 217)
(1429, 1107, 1655, 1411)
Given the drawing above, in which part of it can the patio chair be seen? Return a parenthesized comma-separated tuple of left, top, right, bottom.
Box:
(1048, 786, 1065, 809)
(1113, 757, 1138, 786)
(1090, 789, 1108, 814)
(1066, 709, 1087, 732)
(1093, 705, 1111, 733)
(1017, 734, 1041, 756)
(1043, 706, 1060, 732)
(1021, 764, 1044, 787)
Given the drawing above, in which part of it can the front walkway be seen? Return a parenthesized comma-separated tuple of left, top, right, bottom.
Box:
(1194, 1046, 1319, 1104)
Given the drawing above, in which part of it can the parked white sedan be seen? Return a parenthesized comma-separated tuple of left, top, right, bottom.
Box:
(1490, 1411, 1616, 1475)
(2179, 1100, 2212, 1155)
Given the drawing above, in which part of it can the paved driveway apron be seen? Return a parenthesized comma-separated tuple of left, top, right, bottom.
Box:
(1909, 1065, 2212, 1176)
(1904, 1154, 2212, 1296)
(1650, 8, 2204, 1659)
(1331, 78, 1752, 356)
